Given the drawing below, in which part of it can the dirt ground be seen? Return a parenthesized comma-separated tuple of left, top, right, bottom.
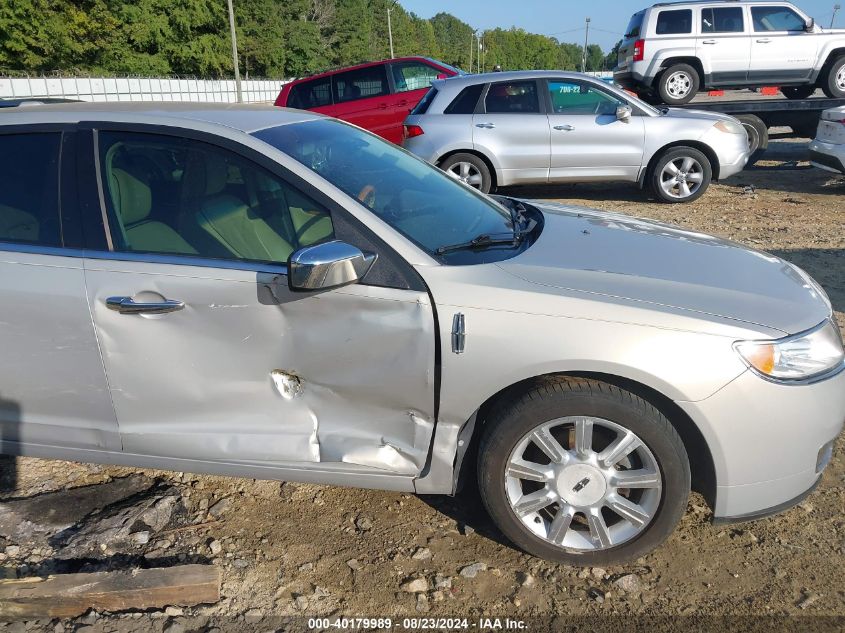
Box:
(0, 140, 844, 632)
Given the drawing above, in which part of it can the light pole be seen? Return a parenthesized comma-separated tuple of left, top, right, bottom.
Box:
(832, 4, 841, 28)
(387, 6, 395, 59)
(582, 17, 591, 73)
(226, 0, 242, 102)
(469, 31, 474, 72)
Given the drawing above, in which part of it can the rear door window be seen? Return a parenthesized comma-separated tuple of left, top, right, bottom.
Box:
(333, 66, 389, 104)
(287, 78, 332, 109)
(751, 6, 806, 31)
(391, 62, 441, 93)
(702, 7, 745, 33)
(656, 9, 693, 34)
(484, 81, 540, 114)
(0, 133, 62, 247)
(445, 84, 484, 114)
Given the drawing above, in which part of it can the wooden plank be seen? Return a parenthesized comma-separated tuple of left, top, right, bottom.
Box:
(0, 564, 220, 620)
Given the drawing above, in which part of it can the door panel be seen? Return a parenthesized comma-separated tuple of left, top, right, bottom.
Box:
(698, 6, 751, 84)
(84, 260, 435, 473)
(546, 80, 644, 181)
(749, 6, 817, 82)
(332, 66, 396, 141)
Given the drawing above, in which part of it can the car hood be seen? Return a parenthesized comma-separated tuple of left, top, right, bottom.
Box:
(496, 203, 831, 335)
(661, 107, 735, 123)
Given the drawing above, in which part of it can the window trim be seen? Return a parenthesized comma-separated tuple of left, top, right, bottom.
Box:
(73, 122, 426, 291)
(0, 124, 70, 252)
(481, 79, 547, 115)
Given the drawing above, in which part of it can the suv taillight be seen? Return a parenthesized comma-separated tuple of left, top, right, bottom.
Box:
(404, 124, 424, 139)
(633, 39, 645, 62)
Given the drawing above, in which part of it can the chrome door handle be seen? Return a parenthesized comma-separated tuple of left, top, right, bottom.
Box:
(756, 38, 772, 43)
(106, 296, 185, 315)
(475, 122, 495, 128)
(701, 39, 717, 44)
(554, 124, 575, 131)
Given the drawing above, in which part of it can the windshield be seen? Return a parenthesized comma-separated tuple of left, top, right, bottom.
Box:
(254, 119, 524, 261)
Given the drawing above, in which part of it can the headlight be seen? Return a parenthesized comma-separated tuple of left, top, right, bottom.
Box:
(713, 119, 745, 135)
(735, 319, 845, 382)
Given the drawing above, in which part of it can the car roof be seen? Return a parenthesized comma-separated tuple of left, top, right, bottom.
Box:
(0, 102, 321, 134)
(434, 70, 604, 88)
(650, 0, 786, 6)
(286, 56, 441, 85)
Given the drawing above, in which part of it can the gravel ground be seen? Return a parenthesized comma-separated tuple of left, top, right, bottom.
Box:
(0, 141, 843, 632)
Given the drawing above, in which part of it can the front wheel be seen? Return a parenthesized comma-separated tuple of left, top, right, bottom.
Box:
(822, 56, 845, 98)
(648, 146, 712, 203)
(477, 377, 690, 565)
(440, 153, 493, 194)
(656, 63, 699, 105)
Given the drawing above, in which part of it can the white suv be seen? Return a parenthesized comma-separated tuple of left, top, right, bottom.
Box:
(614, 0, 845, 104)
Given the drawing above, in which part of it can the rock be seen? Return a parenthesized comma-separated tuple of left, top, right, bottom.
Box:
(208, 498, 232, 518)
(590, 567, 606, 580)
(797, 592, 820, 609)
(293, 595, 309, 610)
(400, 577, 429, 593)
(298, 562, 314, 572)
(460, 562, 487, 578)
(459, 523, 475, 536)
(208, 539, 222, 555)
(416, 593, 429, 612)
(346, 558, 361, 570)
(411, 547, 432, 561)
(518, 572, 536, 588)
(587, 587, 605, 603)
(163, 621, 184, 633)
(355, 516, 373, 532)
(431, 590, 445, 602)
(513, 598, 521, 607)
(5, 545, 20, 558)
(244, 608, 263, 619)
(164, 606, 183, 616)
(131, 531, 150, 546)
(232, 559, 249, 569)
(313, 586, 330, 598)
(613, 574, 642, 593)
(434, 575, 452, 590)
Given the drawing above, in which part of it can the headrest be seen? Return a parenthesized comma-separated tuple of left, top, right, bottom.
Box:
(203, 152, 230, 196)
(110, 168, 151, 225)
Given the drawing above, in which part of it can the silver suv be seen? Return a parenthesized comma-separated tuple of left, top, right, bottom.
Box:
(614, 1, 845, 105)
(402, 71, 750, 203)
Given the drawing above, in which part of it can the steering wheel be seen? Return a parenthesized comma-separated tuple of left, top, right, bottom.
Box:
(358, 184, 376, 208)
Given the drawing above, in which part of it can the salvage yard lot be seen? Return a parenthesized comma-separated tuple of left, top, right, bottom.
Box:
(0, 143, 843, 629)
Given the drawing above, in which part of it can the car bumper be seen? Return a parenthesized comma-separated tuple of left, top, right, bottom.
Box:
(809, 140, 845, 174)
(678, 362, 845, 521)
(613, 69, 649, 91)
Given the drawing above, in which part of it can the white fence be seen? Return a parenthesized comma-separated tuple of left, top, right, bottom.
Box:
(0, 76, 288, 103)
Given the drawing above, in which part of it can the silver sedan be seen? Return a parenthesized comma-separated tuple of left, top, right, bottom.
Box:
(402, 70, 751, 203)
(0, 104, 841, 565)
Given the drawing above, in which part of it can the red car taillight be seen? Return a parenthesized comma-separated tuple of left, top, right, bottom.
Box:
(633, 39, 645, 62)
(404, 124, 424, 139)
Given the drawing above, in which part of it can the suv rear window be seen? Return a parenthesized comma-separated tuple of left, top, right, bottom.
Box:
(445, 84, 484, 114)
(625, 12, 645, 38)
(484, 81, 540, 114)
(656, 9, 692, 34)
(702, 7, 744, 33)
(333, 65, 389, 103)
(0, 133, 61, 247)
(287, 78, 332, 109)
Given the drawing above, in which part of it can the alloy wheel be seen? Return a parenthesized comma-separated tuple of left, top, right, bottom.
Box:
(504, 416, 662, 552)
(665, 71, 692, 100)
(837, 65, 845, 92)
(659, 156, 704, 199)
(446, 161, 483, 188)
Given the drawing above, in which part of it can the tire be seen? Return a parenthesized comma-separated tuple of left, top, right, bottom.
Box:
(781, 86, 816, 100)
(656, 63, 699, 105)
(439, 153, 493, 194)
(477, 377, 690, 566)
(648, 146, 712, 203)
(822, 56, 845, 98)
(735, 114, 769, 162)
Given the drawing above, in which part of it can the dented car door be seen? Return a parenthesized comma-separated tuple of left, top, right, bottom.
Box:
(80, 127, 437, 477)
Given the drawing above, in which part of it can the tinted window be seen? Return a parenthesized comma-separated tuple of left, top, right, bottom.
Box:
(751, 6, 806, 31)
(287, 78, 332, 109)
(656, 9, 692, 34)
(702, 7, 745, 33)
(445, 84, 484, 114)
(333, 66, 389, 103)
(391, 61, 441, 93)
(625, 12, 645, 38)
(548, 81, 623, 115)
(484, 81, 540, 114)
(411, 87, 438, 115)
(98, 132, 333, 264)
(0, 133, 61, 247)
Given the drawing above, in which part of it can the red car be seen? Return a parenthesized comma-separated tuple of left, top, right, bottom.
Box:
(275, 57, 462, 144)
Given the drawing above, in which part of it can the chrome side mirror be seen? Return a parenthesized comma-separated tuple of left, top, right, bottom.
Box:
(288, 240, 377, 291)
(804, 17, 815, 31)
(617, 105, 633, 123)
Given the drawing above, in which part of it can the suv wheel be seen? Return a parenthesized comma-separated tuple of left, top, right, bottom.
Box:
(440, 153, 492, 193)
(657, 64, 699, 105)
(477, 377, 690, 565)
(649, 147, 712, 203)
(822, 56, 845, 98)
(781, 86, 816, 100)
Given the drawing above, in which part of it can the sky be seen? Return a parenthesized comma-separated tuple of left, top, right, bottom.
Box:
(400, 0, 844, 52)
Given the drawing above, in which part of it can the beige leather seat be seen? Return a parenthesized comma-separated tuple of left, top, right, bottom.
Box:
(109, 168, 197, 255)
